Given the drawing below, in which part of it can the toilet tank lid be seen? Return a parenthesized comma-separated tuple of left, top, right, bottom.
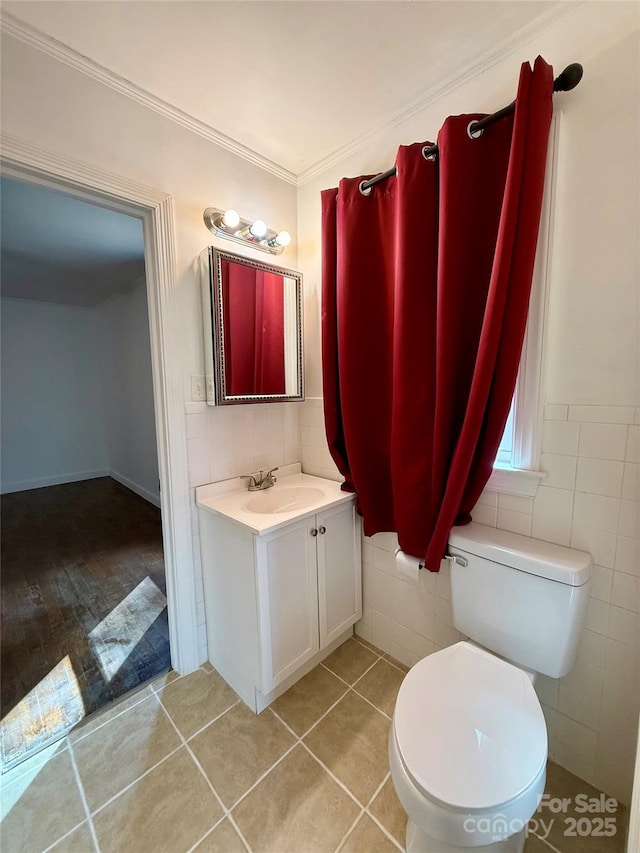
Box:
(448, 523, 591, 586)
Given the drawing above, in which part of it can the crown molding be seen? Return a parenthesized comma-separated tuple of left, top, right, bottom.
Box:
(2, 3, 583, 189)
(0, 11, 297, 186)
(296, 2, 582, 185)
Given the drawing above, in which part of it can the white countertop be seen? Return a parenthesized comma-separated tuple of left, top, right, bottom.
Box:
(195, 463, 355, 535)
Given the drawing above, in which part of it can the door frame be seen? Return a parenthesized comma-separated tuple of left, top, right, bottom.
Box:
(1, 132, 200, 675)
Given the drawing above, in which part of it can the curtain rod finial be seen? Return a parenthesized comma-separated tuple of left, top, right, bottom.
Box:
(554, 63, 583, 93)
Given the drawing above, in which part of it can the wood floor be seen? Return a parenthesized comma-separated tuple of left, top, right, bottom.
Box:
(1, 477, 169, 730)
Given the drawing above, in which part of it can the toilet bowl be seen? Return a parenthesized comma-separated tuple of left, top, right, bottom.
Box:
(390, 642, 547, 852)
(387, 523, 591, 852)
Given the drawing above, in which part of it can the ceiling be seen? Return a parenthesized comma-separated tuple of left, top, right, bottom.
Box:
(2, 1, 565, 179)
(1, 177, 146, 307)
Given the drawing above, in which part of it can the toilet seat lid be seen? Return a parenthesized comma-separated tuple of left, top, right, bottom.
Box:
(394, 642, 547, 811)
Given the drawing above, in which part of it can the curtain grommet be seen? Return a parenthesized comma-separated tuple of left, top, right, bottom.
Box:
(422, 146, 437, 161)
(358, 180, 373, 197)
(467, 121, 484, 140)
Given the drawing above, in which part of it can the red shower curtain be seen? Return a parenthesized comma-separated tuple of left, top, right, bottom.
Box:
(322, 57, 553, 570)
(322, 141, 438, 533)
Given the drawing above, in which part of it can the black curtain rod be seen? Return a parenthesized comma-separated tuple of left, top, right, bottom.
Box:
(359, 62, 583, 195)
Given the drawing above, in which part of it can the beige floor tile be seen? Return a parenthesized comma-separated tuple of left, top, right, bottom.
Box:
(159, 668, 238, 739)
(193, 818, 247, 852)
(304, 691, 390, 806)
(382, 654, 410, 673)
(149, 669, 181, 691)
(354, 659, 405, 716)
(271, 665, 348, 736)
(190, 704, 296, 808)
(353, 636, 384, 655)
(0, 738, 68, 790)
(0, 747, 85, 853)
(201, 661, 215, 673)
(322, 638, 378, 684)
(340, 814, 399, 853)
(69, 685, 154, 742)
(232, 745, 360, 852)
(72, 694, 181, 811)
(524, 834, 555, 852)
(369, 777, 407, 845)
(541, 761, 628, 853)
(92, 748, 222, 853)
(48, 821, 96, 852)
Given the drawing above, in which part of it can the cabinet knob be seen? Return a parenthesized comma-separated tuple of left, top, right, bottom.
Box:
(310, 528, 318, 537)
(319, 526, 326, 535)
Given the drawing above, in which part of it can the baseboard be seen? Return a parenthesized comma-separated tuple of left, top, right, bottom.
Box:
(1, 469, 110, 495)
(109, 469, 161, 508)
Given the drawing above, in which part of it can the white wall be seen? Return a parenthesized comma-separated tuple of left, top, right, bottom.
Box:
(296, 3, 639, 805)
(1, 281, 162, 505)
(0, 297, 109, 492)
(0, 29, 300, 664)
(96, 276, 160, 506)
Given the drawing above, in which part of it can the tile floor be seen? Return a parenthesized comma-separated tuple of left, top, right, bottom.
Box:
(0, 637, 629, 853)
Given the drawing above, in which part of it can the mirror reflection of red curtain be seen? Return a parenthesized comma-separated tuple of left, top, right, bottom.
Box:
(322, 58, 553, 571)
(222, 262, 286, 395)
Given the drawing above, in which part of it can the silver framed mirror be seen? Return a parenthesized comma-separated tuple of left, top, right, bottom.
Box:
(201, 247, 304, 405)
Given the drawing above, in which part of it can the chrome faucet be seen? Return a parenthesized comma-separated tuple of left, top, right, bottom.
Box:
(241, 467, 279, 491)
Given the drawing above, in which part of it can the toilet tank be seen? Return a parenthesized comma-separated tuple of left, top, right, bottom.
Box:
(447, 523, 591, 679)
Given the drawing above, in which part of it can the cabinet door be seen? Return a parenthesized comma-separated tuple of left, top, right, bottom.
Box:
(317, 502, 362, 648)
(256, 517, 320, 692)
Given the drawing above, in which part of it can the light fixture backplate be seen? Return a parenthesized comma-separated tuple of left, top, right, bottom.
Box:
(203, 207, 284, 255)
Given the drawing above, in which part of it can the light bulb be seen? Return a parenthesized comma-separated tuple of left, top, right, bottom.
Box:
(222, 209, 240, 228)
(275, 230, 291, 247)
(249, 219, 268, 238)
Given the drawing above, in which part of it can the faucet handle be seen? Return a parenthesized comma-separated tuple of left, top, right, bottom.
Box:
(265, 467, 279, 484)
(240, 474, 258, 488)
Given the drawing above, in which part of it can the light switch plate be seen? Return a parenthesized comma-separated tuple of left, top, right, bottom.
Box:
(206, 376, 215, 402)
(191, 375, 206, 402)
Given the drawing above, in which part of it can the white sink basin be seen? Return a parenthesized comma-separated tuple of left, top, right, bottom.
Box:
(245, 486, 325, 514)
(196, 465, 355, 535)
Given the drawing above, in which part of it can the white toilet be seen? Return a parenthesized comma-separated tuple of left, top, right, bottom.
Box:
(389, 522, 591, 853)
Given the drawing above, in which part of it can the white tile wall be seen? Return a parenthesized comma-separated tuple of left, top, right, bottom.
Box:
(568, 405, 636, 424)
(544, 403, 569, 421)
(541, 420, 580, 455)
(627, 425, 640, 463)
(575, 458, 624, 498)
(533, 485, 574, 544)
(578, 422, 628, 461)
(299, 397, 343, 482)
(539, 452, 577, 490)
(299, 398, 639, 804)
(186, 401, 301, 658)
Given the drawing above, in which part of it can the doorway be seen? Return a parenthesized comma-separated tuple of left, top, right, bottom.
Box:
(0, 142, 199, 770)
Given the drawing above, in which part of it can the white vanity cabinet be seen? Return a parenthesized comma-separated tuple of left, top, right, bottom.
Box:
(197, 473, 361, 713)
(258, 502, 361, 693)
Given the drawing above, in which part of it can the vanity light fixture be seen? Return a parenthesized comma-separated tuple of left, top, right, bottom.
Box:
(203, 207, 291, 255)
(268, 230, 291, 248)
(249, 219, 268, 239)
(221, 208, 240, 228)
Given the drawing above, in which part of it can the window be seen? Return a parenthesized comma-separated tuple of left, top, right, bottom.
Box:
(488, 114, 561, 496)
(496, 398, 515, 465)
